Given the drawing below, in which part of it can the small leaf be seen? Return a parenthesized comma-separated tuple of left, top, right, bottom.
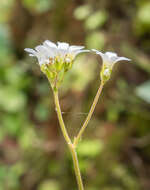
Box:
(137, 2, 150, 26)
(74, 5, 92, 20)
(34, 103, 50, 121)
(85, 11, 108, 30)
(23, 0, 53, 13)
(135, 80, 150, 104)
(86, 32, 105, 49)
(38, 180, 60, 190)
(77, 140, 103, 158)
(0, 86, 26, 112)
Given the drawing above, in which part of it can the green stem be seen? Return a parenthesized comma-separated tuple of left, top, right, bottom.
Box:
(53, 90, 84, 190)
(74, 81, 104, 146)
(54, 90, 71, 144)
(69, 143, 84, 190)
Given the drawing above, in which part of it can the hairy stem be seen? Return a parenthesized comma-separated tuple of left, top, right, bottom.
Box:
(53, 90, 84, 190)
(74, 81, 104, 146)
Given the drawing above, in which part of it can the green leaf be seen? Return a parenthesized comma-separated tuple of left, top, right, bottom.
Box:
(0, 0, 14, 23)
(137, 2, 150, 26)
(19, 128, 36, 149)
(77, 140, 103, 158)
(2, 114, 25, 137)
(135, 80, 150, 103)
(86, 32, 105, 49)
(74, 5, 92, 20)
(23, 0, 53, 13)
(0, 86, 26, 112)
(0, 24, 12, 60)
(85, 11, 108, 30)
(34, 103, 50, 121)
(38, 180, 60, 190)
(134, 2, 150, 35)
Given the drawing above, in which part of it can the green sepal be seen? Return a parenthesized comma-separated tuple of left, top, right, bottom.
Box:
(100, 65, 111, 84)
(55, 60, 63, 72)
(64, 61, 73, 72)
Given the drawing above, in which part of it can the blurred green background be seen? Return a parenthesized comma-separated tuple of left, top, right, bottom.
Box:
(0, 0, 150, 189)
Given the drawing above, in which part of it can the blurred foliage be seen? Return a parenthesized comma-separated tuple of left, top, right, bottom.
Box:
(23, 0, 54, 13)
(0, 0, 150, 190)
(84, 10, 108, 31)
(135, 80, 150, 103)
(134, 1, 150, 35)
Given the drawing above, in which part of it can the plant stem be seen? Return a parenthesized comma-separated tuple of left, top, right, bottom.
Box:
(53, 90, 84, 190)
(74, 81, 104, 146)
(54, 90, 72, 145)
(69, 143, 84, 190)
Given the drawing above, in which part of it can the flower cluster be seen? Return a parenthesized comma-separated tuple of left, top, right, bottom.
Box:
(25, 40, 131, 89)
(25, 40, 88, 90)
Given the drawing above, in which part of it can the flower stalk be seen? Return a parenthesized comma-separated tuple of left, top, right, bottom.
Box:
(53, 90, 84, 190)
(54, 90, 71, 145)
(74, 80, 104, 147)
(69, 143, 84, 190)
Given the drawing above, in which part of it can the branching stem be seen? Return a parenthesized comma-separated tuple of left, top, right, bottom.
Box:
(74, 81, 104, 147)
(53, 80, 104, 190)
(53, 91, 84, 190)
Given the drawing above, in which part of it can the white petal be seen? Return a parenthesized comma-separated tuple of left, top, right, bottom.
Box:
(25, 40, 89, 66)
(92, 49, 109, 62)
(105, 52, 117, 58)
(92, 49, 100, 54)
(92, 49, 131, 66)
(29, 54, 35, 57)
(57, 42, 69, 50)
(24, 48, 36, 55)
(35, 45, 50, 57)
(35, 45, 45, 52)
(43, 44, 57, 58)
(105, 52, 118, 64)
(58, 49, 68, 57)
(114, 57, 131, 63)
(43, 40, 57, 48)
(69, 45, 85, 51)
(92, 49, 104, 56)
(43, 46, 56, 58)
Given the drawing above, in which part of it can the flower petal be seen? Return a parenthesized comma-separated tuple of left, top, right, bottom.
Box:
(43, 40, 57, 48)
(69, 45, 85, 51)
(114, 57, 131, 63)
(105, 52, 117, 58)
(25, 40, 89, 66)
(24, 48, 37, 56)
(57, 42, 69, 50)
(92, 49, 109, 62)
(29, 54, 35, 57)
(35, 45, 51, 57)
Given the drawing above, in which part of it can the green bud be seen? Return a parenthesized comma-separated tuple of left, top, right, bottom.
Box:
(40, 56, 75, 91)
(100, 65, 112, 84)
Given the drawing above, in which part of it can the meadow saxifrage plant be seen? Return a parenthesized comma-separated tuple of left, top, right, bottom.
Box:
(25, 40, 131, 190)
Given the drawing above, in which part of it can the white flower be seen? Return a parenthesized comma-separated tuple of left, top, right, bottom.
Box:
(92, 49, 131, 82)
(92, 49, 131, 68)
(25, 40, 88, 66)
